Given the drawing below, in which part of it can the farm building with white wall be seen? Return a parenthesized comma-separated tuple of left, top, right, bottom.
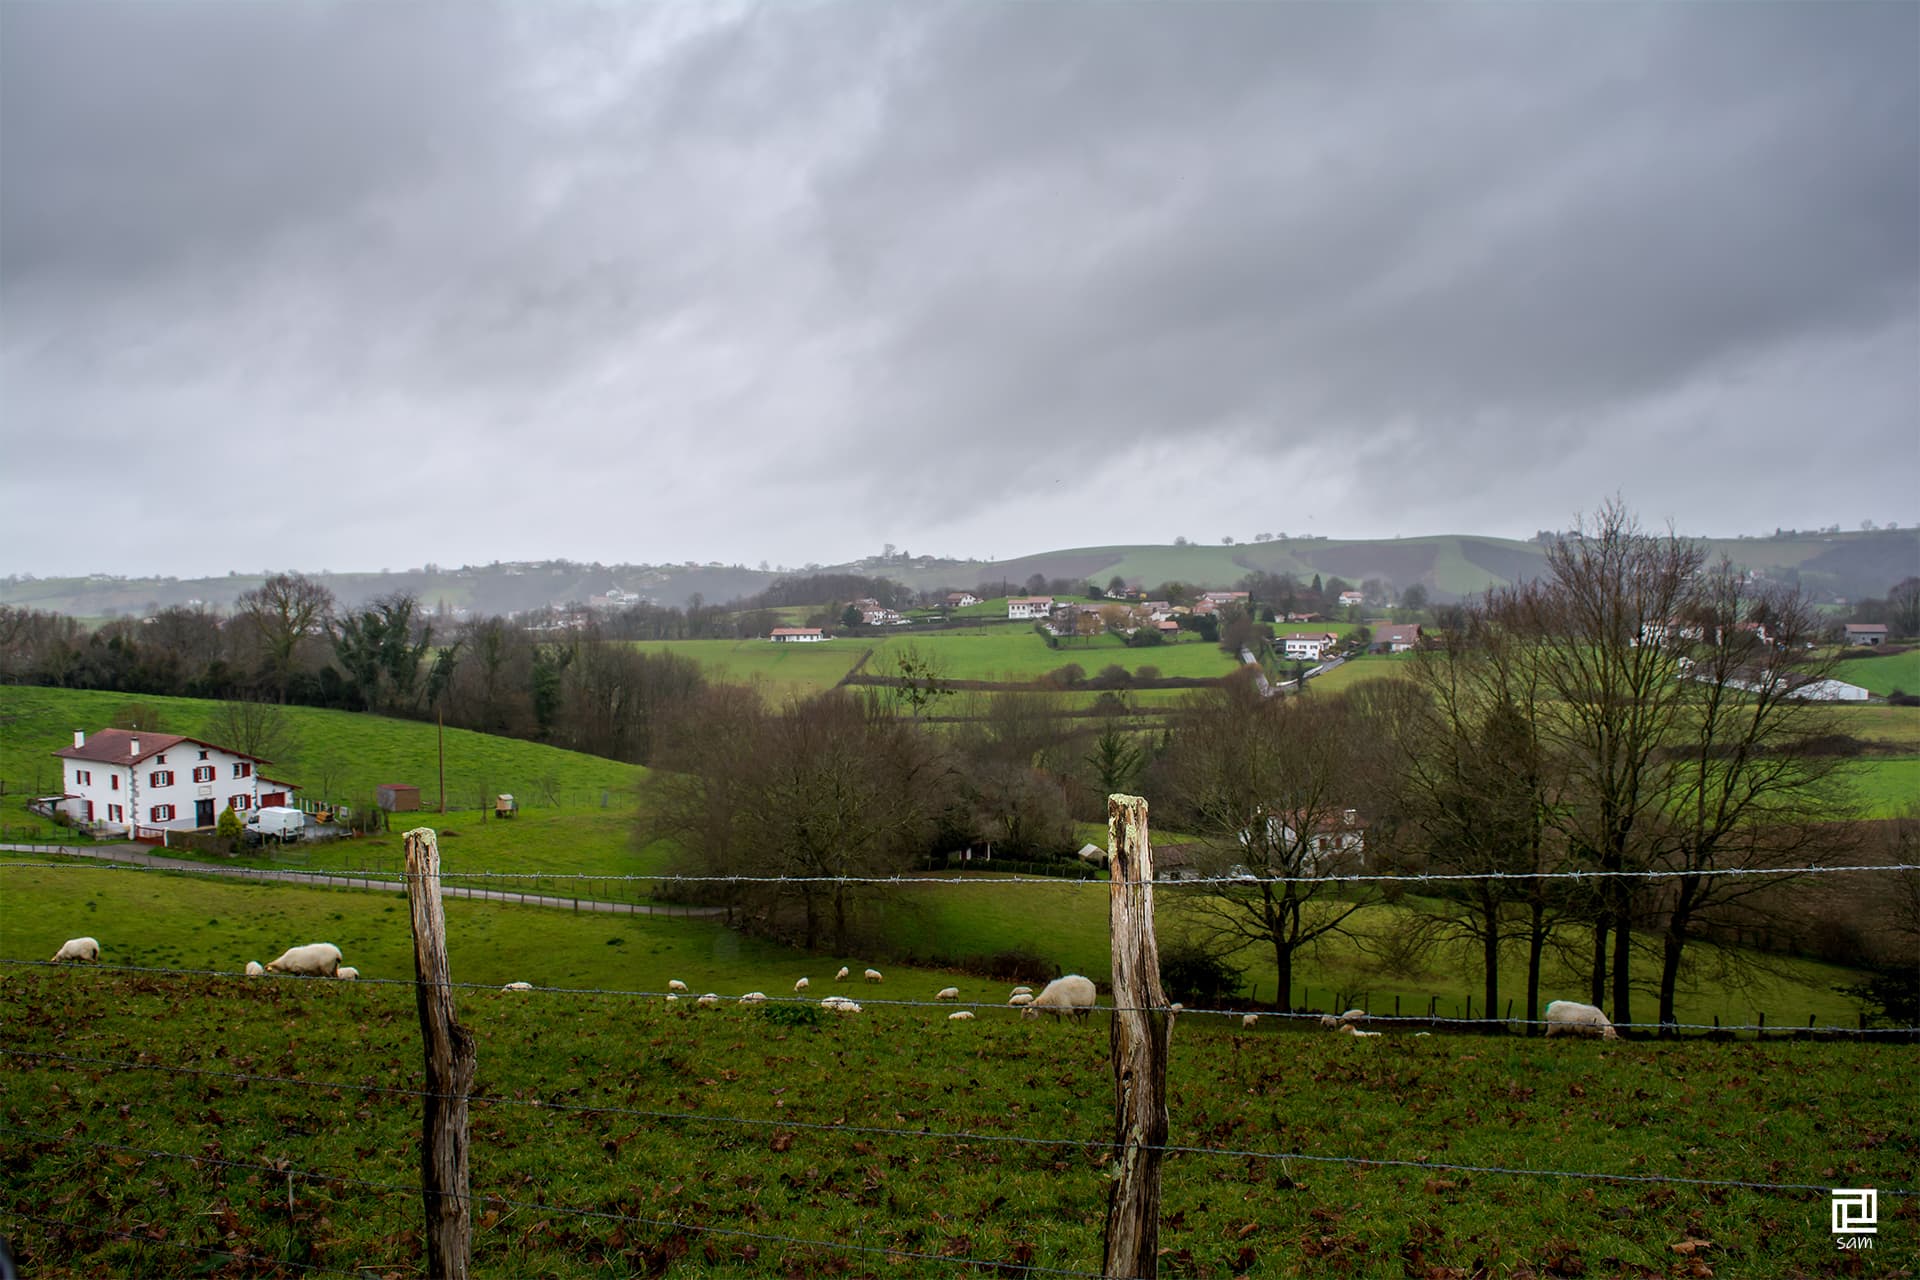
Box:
(50, 728, 295, 837)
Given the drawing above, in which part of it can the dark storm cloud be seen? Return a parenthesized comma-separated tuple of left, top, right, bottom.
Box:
(1, 2, 1913, 577)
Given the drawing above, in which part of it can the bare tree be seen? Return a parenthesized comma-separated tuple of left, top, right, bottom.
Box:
(235, 573, 334, 703)
(206, 698, 300, 765)
(1161, 685, 1371, 1008)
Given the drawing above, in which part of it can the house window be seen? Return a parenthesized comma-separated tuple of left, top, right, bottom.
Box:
(111, 775, 120, 791)
(193, 766, 215, 783)
(150, 770, 174, 787)
(198, 750, 209, 760)
(233, 762, 253, 778)
(108, 804, 124, 823)
(156, 754, 167, 765)
(230, 794, 251, 811)
(76, 769, 92, 785)
(150, 804, 175, 822)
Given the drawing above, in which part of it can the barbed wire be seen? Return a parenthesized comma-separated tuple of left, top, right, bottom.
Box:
(1, 1126, 1107, 1279)
(4, 854, 1917, 888)
(7, 958, 1915, 1035)
(11, 1048, 1909, 1197)
(0, 1205, 374, 1278)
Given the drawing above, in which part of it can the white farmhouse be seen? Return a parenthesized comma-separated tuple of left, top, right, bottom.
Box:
(769, 627, 827, 643)
(1007, 596, 1056, 620)
(51, 729, 296, 837)
(1280, 631, 1341, 660)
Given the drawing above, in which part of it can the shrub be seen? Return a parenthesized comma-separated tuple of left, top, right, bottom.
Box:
(760, 1002, 824, 1029)
(1157, 940, 1245, 1004)
(215, 805, 244, 849)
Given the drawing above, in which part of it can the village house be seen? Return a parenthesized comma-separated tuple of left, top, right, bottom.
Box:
(944, 592, 980, 608)
(1007, 596, 1055, 620)
(50, 729, 296, 837)
(1337, 590, 1365, 609)
(1371, 623, 1423, 653)
(1280, 631, 1341, 660)
(1253, 808, 1371, 875)
(769, 627, 827, 643)
(1845, 623, 1889, 646)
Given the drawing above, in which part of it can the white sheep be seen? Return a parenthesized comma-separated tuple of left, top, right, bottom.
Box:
(820, 995, 861, 1014)
(1340, 1025, 1383, 1038)
(1544, 1000, 1618, 1041)
(49, 937, 100, 964)
(864, 968, 883, 983)
(740, 992, 767, 1005)
(835, 966, 850, 981)
(667, 979, 689, 994)
(1242, 1013, 1258, 1029)
(1008, 993, 1035, 1007)
(1009, 986, 1034, 997)
(1318, 1014, 1341, 1029)
(696, 993, 720, 1009)
(1022, 974, 1098, 1022)
(948, 1011, 975, 1021)
(334, 966, 359, 981)
(243, 960, 265, 976)
(266, 943, 341, 977)
(1340, 1008, 1367, 1024)
(936, 987, 960, 1001)
(794, 977, 810, 993)
(502, 981, 533, 992)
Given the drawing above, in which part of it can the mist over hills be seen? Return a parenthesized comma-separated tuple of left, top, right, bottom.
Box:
(4, 528, 1913, 620)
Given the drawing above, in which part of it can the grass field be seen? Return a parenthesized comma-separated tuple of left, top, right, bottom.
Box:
(1833, 647, 1920, 697)
(1848, 756, 1920, 818)
(5, 964, 1912, 1279)
(0, 686, 645, 833)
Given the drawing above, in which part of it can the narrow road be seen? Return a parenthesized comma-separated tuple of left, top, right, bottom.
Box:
(0, 843, 723, 918)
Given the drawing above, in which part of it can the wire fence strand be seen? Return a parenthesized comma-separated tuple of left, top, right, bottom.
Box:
(7, 957, 1915, 1035)
(11, 1048, 1908, 1198)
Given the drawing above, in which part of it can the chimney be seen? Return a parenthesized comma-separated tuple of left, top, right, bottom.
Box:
(73, 730, 85, 749)
(130, 737, 140, 758)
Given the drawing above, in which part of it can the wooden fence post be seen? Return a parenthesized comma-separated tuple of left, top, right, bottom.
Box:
(404, 827, 476, 1280)
(1103, 794, 1170, 1280)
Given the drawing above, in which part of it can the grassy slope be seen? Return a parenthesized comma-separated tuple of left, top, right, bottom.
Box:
(1833, 648, 1920, 696)
(0, 686, 643, 816)
(5, 967, 1911, 1279)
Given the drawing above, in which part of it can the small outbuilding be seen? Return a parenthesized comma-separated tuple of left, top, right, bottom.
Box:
(376, 783, 421, 813)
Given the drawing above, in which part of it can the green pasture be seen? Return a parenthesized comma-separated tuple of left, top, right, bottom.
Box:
(1846, 756, 1920, 818)
(1833, 647, 1920, 697)
(0, 685, 643, 833)
(1828, 704, 1920, 751)
(1296, 652, 1415, 693)
(628, 637, 871, 700)
(6, 961, 1910, 1279)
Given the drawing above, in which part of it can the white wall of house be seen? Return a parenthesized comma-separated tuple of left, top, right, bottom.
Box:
(62, 741, 286, 834)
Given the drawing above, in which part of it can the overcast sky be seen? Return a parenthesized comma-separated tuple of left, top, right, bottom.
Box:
(4, 2, 1916, 579)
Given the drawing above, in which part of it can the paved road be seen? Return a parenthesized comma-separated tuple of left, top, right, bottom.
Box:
(0, 842, 723, 918)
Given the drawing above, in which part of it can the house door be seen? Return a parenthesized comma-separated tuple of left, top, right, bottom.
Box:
(195, 799, 215, 827)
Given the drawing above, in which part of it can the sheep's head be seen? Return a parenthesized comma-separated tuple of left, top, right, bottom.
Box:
(1601, 1025, 1619, 1041)
(1021, 1006, 1039, 1020)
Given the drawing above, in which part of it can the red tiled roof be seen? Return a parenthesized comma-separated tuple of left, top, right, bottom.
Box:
(55, 729, 191, 766)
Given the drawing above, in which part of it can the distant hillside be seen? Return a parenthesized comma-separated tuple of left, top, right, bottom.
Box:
(5, 528, 1913, 617)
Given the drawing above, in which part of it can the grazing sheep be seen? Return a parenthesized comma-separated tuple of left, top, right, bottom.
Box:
(502, 981, 533, 992)
(1340, 1008, 1367, 1025)
(948, 1011, 976, 1021)
(820, 995, 861, 1014)
(266, 943, 341, 977)
(740, 992, 768, 1005)
(1008, 993, 1035, 1007)
(794, 977, 810, 993)
(864, 968, 883, 983)
(1022, 974, 1098, 1022)
(836, 966, 851, 981)
(665, 993, 679, 1002)
(1169, 1003, 1184, 1017)
(1009, 986, 1034, 997)
(935, 987, 960, 1001)
(334, 967, 359, 981)
(697, 993, 720, 1009)
(1318, 1014, 1341, 1029)
(244, 961, 266, 977)
(667, 979, 689, 994)
(1414, 1032, 1432, 1038)
(1242, 1013, 1258, 1029)
(49, 937, 100, 964)
(1544, 1000, 1618, 1041)
(1340, 1025, 1382, 1038)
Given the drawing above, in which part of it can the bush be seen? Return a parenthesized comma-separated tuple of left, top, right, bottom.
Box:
(215, 805, 244, 850)
(1045, 664, 1086, 688)
(1157, 940, 1245, 1004)
(760, 1002, 824, 1029)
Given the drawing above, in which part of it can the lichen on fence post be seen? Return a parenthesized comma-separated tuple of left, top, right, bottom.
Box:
(404, 826, 476, 1280)
(1103, 793, 1170, 1279)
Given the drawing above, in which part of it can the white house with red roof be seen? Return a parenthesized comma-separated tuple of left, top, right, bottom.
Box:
(51, 728, 296, 836)
(1007, 596, 1055, 620)
(769, 627, 828, 643)
(1280, 631, 1341, 660)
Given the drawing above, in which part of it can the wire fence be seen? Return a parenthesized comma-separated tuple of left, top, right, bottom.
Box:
(4, 833, 1916, 1276)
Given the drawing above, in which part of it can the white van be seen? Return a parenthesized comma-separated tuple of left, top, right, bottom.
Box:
(246, 806, 305, 843)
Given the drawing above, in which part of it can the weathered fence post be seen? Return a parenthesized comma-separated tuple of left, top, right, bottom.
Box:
(1103, 794, 1170, 1280)
(404, 827, 476, 1280)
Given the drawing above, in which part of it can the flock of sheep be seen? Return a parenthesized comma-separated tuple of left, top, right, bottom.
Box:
(43, 937, 1620, 1039)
